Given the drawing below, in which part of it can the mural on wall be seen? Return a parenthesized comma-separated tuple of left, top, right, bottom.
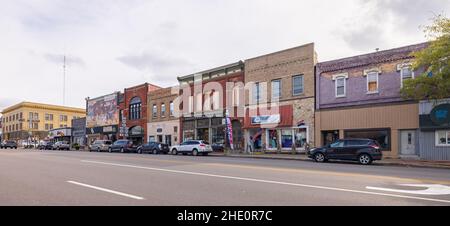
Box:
(87, 94, 119, 128)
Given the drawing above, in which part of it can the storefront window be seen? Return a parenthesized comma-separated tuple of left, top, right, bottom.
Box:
(182, 121, 195, 141)
(345, 129, 390, 150)
(295, 128, 308, 149)
(436, 130, 450, 146)
(267, 130, 278, 149)
(183, 130, 194, 141)
(212, 127, 225, 145)
(281, 130, 293, 148)
(197, 119, 210, 128)
(197, 128, 209, 142)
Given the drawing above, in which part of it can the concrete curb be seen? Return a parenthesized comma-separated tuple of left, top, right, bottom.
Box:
(210, 154, 450, 170)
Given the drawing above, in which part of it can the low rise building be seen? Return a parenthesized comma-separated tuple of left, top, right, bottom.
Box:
(147, 87, 179, 146)
(1, 102, 85, 142)
(120, 83, 161, 145)
(85, 92, 121, 144)
(178, 62, 245, 149)
(419, 99, 450, 160)
(244, 43, 317, 153)
(315, 43, 427, 159)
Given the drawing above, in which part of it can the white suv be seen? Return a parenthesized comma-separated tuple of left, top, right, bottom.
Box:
(171, 140, 213, 156)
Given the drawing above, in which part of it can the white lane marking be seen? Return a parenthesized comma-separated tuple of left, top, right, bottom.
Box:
(81, 160, 450, 204)
(67, 181, 145, 200)
(367, 184, 450, 195)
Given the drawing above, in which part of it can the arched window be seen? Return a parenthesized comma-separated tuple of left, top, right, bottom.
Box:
(129, 97, 142, 120)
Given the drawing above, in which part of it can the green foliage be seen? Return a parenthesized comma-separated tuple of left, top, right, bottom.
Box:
(401, 15, 450, 100)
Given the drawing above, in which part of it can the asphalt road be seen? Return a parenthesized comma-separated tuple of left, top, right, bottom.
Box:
(1, 149, 450, 206)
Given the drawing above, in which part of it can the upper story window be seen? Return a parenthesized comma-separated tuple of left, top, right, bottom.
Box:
(161, 103, 166, 117)
(271, 79, 281, 101)
(196, 93, 203, 112)
(333, 73, 348, 98)
(212, 91, 220, 110)
(129, 96, 142, 120)
(252, 82, 261, 105)
(366, 71, 379, 93)
(293, 75, 304, 96)
(170, 102, 174, 116)
(60, 115, 68, 122)
(152, 104, 157, 118)
(400, 65, 414, 88)
(45, 113, 54, 121)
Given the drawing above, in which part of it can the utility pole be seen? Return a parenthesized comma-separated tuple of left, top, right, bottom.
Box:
(63, 55, 66, 106)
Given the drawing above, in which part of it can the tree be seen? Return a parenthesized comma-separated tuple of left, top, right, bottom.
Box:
(401, 15, 450, 101)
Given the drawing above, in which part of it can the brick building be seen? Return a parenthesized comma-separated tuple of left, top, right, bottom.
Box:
(120, 83, 161, 145)
(244, 43, 317, 153)
(147, 87, 180, 146)
(315, 43, 427, 159)
(178, 61, 245, 150)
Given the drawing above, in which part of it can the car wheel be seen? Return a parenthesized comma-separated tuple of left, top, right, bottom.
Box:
(314, 153, 326, 163)
(172, 149, 178, 155)
(359, 154, 373, 165)
(152, 149, 158, 155)
(192, 149, 199, 156)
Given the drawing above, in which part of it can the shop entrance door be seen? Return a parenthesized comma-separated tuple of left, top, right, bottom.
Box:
(400, 130, 416, 156)
(165, 135, 172, 146)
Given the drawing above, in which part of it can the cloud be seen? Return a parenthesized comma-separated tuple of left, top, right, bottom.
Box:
(338, 0, 450, 52)
(44, 53, 85, 67)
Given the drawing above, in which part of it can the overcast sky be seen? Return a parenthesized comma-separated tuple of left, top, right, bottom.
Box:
(0, 0, 449, 111)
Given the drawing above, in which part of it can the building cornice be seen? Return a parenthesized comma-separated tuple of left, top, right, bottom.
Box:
(1, 102, 86, 115)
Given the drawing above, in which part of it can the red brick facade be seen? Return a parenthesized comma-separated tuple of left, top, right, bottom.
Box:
(121, 83, 161, 144)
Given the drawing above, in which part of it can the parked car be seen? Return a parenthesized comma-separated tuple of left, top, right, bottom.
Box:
(108, 140, 137, 153)
(137, 142, 170, 154)
(89, 140, 113, 152)
(308, 138, 383, 165)
(38, 141, 54, 150)
(52, 141, 70, 151)
(1, 141, 18, 149)
(211, 143, 225, 152)
(170, 140, 213, 156)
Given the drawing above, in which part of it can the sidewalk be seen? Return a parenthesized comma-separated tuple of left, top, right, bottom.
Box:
(209, 152, 450, 170)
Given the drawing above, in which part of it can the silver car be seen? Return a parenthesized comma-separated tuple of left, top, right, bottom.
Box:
(53, 141, 70, 151)
(170, 140, 213, 156)
(89, 140, 113, 152)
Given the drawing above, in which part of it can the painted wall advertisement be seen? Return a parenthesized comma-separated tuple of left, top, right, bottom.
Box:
(87, 93, 119, 128)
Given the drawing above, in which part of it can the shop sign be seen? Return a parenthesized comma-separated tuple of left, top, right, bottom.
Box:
(431, 104, 450, 126)
(103, 126, 116, 133)
(251, 115, 281, 125)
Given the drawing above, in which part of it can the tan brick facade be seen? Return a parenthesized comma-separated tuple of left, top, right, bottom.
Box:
(147, 87, 180, 146)
(243, 43, 316, 152)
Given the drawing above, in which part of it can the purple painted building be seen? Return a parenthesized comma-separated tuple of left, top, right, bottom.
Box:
(316, 43, 428, 110)
(314, 43, 428, 159)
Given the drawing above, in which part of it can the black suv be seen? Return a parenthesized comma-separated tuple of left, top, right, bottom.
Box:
(1, 141, 18, 149)
(108, 140, 137, 153)
(137, 142, 170, 154)
(308, 139, 383, 165)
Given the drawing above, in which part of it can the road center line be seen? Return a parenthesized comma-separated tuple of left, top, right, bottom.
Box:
(81, 160, 450, 204)
(67, 180, 145, 200)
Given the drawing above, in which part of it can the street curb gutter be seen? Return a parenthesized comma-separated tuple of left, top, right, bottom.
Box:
(209, 154, 450, 170)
